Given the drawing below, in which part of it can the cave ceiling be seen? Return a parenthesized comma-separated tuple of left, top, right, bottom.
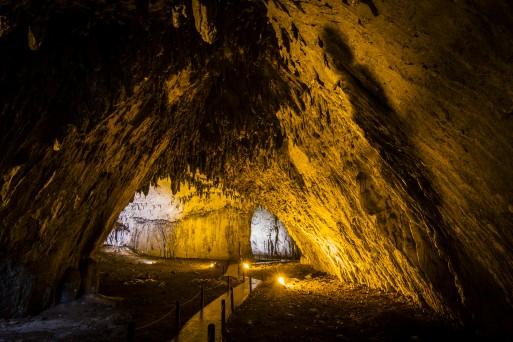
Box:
(1, 0, 513, 338)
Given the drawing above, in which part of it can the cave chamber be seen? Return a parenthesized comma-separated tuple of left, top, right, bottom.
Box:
(1, 0, 513, 339)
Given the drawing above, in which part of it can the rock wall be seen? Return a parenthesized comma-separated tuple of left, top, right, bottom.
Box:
(248, 2, 513, 337)
(168, 207, 253, 261)
(0, 0, 284, 318)
(105, 180, 253, 260)
(105, 181, 182, 252)
(0, 0, 512, 337)
(250, 206, 298, 259)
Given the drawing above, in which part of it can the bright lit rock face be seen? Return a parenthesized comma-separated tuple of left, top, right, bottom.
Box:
(250, 206, 297, 259)
(1, 0, 512, 337)
(105, 181, 182, 251)
(107, 185, 294, 260)
(106, 180, 253, 260)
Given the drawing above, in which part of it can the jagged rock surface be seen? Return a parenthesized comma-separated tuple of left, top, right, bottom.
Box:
(0, 0, 512, 338)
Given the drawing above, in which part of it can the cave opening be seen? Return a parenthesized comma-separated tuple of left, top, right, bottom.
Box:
(250, 206, 301, 262)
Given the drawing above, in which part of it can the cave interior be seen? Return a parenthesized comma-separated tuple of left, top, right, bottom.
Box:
(1, 0, 513, 340)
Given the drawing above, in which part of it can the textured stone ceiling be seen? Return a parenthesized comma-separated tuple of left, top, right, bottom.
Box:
(1, 0, 512, 338)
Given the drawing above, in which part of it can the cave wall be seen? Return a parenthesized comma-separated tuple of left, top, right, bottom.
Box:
(1, 0, 513, 338)
(106, 180, 253, 260)
(167, 207, 253, 261)
(105, 180, 182, 253)
(0, 0, 286, 318)
(240, 0, 513, 336)
(250, 206, 298, 259)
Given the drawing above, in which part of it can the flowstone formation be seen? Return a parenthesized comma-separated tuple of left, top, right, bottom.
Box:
(1, 0, 512, 338)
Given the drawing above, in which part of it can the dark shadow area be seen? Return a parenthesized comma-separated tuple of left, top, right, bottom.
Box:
(361, 0, 379, 17)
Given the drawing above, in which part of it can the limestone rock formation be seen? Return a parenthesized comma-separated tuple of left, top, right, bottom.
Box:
(251, 206, 298, 259)
(0, 0, 512, 338)
(106, 180, 253, 260)
(106, 182, 296, 261)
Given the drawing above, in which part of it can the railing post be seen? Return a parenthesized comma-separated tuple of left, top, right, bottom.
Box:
(175, 300, 180, 336)
(242, 271, 245, 282)
(207, 323, 215, 342)
(249, 276, 252, 295)
(227, 276, 231, 292)
(200, 286, 204, 310)
(230, 287, 234, 313)
(221, 299, 226, 337)
(127, 321, 135, 342)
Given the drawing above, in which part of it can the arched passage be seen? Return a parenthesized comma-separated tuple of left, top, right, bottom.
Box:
(250, 207, 300, 261)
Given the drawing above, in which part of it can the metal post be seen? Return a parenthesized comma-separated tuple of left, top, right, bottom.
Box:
(237, 263, 240, 278)
(200, 286, 204, 310)
(221, 299, 226, 337)
(242, 271, 245, 282)
(207, 323, 215, 342)
(230, 287, 234, 313)
(249, 276, 252, 294)
(227, 277, 231, 292)
(175, 300, 180, 336)
(127, 321, 135, 342)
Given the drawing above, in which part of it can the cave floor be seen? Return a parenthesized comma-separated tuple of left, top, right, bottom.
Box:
(0, 250, 475, 342)
(226, 263, 476, 342)
(0, 247, 231, 342)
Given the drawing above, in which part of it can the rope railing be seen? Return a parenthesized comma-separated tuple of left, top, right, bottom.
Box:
(203, 282, 226, 294)
(128, 275, 257, 342)
(135, 307, 176, 330)
(180, 290, 201, 307)
(134, 281, 229, 331)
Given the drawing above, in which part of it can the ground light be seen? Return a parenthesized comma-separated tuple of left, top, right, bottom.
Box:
(243, 262, 250, 269)
(277, 276, 285, 285)
(208, 262, 218, 268)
